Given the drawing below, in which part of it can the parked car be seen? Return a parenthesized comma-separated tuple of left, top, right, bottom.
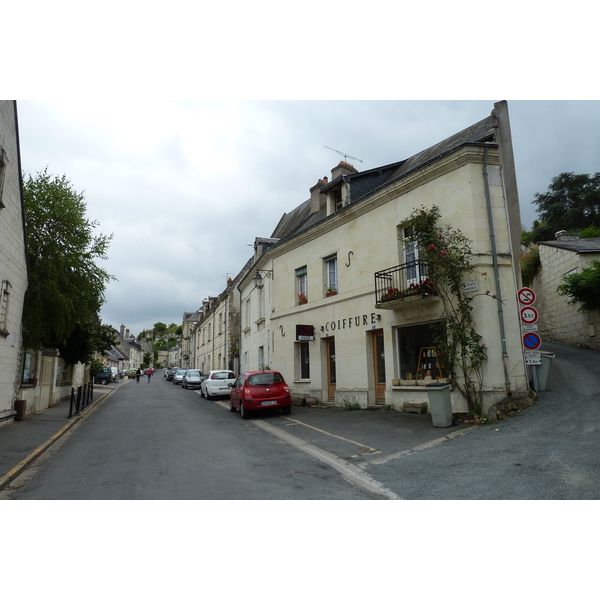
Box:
(173, 369, 188, 385)
(229, 371, 292, 419)
(126, 369, 138, 378)
(182, 370, 204, 389)
(200, 370, 237, 398)
(94, 366, 118, 385)
(165, 368, 178, 381)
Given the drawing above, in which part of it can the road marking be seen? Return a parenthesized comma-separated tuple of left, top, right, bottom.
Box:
(281, 416, 381, 455)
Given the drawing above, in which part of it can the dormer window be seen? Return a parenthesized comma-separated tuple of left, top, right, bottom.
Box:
(334, 189, 342, 211)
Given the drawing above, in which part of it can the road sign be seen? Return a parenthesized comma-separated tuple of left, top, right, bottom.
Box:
(523, 332, 542, 350)
(521, 324, 538, 332)
(520, 306, 539, 324)
(524, 350, 542, 365)
(518, 287, 536, 305)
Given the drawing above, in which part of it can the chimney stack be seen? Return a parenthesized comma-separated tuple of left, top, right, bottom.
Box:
(331, 161, 358, 181)
(120, 324, 125, 337)
(310, 177, 328, 214)
(555, 230, 581, 241)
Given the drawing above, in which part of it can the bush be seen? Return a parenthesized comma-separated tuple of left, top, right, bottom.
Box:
(557, 260, 600, 311)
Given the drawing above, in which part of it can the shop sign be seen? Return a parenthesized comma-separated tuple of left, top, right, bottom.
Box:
(322, 313, 379, 333)
(296, 324, 314, 341)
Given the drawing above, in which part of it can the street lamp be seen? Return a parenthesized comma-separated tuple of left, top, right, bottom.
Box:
(253, 269, 272, 289)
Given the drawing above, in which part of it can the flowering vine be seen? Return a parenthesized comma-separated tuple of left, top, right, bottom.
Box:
(405, 205, 490, 413)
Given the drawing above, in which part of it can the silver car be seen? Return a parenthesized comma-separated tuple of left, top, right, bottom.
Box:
(173, 369, 188, 385)
(182, 369, 204, 389)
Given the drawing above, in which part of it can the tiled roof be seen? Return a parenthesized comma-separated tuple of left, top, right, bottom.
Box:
(538, 238, 600, 253)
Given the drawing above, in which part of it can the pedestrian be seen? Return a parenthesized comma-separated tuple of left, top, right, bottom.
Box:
(135, 368, 141, 383)
(147, 367, 154, 383)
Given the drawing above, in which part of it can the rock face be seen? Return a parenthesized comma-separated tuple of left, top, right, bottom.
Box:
(491, 392, 536, 420)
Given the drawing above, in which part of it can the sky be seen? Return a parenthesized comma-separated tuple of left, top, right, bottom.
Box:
(14, 100, 600, 336)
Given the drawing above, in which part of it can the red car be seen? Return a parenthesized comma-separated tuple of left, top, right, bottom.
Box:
(229, 371, 292, 419)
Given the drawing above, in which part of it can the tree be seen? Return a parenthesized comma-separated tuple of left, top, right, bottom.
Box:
(529, 172, 600, 243)
(153, 322, 167, 339)
(557, 260, 600, 312)
(22, 168, 115, 362)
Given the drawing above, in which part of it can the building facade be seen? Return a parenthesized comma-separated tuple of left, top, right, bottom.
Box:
(0, 101, 28, 426)
(534, 232, 600, 350)
(237, 101, 529, 414)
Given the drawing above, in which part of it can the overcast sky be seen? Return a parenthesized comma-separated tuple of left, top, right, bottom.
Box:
(15, 100, 600, 336)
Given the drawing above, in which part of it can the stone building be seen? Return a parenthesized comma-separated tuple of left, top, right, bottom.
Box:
(0, 101, 28, 426)
(534, 232, 600, 349)
(236, 101, 529, 415)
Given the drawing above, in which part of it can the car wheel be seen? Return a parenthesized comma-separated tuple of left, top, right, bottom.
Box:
(206, 389, 212, 399)
(229, 398, 236, 412)
(240, 402, 250, 419)
(282, 406, 291, 415)
(101, 378, 108, 385)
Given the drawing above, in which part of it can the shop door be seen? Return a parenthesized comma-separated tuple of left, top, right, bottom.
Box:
(326, 337, 336, 401)
(372, 330, 386, 404)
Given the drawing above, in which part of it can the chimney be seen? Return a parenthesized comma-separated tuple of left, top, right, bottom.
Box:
(555, 230, 580, 241)
(331, 161, 358, 181)
(120, 324, 125, 337)
(310, 177, 328, 214)
(125, 328, 130, 338)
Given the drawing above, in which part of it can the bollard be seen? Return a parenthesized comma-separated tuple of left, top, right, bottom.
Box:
(68, 387, 75, 418)
(75, 386, 82, 415)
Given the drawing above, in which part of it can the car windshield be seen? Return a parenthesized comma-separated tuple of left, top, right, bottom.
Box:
(248, 373, 284, 386)
(213, 372, 233, 380)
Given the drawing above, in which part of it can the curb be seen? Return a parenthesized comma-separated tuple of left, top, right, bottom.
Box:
(0, 386, 117, 492)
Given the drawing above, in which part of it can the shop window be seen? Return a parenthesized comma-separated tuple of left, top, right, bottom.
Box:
(396, 321, 444, 380)
(296, 342, 310, 380)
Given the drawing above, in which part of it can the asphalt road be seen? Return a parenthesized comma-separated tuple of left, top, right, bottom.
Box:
(363, 341, 600, 499)
(5, 375, 383, 500)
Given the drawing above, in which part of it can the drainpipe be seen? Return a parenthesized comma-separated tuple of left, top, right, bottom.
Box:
(483, 145, 512, 396)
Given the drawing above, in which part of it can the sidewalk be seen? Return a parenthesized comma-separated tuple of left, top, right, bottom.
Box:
(0, 381, 123, 491)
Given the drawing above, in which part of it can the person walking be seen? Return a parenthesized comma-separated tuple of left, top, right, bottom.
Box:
(147, 367, 154, 383)
(135, 368, 141, 383)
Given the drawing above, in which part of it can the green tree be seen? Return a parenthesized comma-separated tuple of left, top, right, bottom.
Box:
(22, 168, 115, 361)
(557, 260, 600, 312)
(529, 172, 600, 242)
(154, 322, 167, 336)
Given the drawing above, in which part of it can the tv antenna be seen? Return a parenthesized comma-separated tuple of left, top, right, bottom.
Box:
(324, 146, 363, 164)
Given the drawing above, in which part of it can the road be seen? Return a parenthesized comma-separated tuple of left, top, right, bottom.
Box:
(5, 375, 383, 500)
(4, 341, 599, 500)
(361, 341, 600, 499)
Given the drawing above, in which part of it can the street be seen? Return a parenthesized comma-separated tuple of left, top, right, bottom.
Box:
(3, 341, 599, 500)
(4, 375, 383, 500)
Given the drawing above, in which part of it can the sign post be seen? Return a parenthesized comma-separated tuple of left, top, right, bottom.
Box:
(518, 288, 541, 390)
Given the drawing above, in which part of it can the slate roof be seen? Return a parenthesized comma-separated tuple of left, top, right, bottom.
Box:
(538, 238, 600, 254)
(270, 112, 498, 244)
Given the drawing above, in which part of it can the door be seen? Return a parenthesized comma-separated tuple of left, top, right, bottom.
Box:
(372, 330, 386, 404)
(326, 337, 336, 401)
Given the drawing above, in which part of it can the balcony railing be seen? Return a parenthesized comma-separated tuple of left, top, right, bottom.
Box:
(374, 261, 437, 306)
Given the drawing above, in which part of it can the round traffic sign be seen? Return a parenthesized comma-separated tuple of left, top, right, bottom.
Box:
(518, 287, 536, 305)
(523, 332, 541, 350)
(520, 306, 539, 324)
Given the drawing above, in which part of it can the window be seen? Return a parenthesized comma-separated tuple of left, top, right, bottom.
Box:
(258, 286, 265, 320)
(334, 189, 342, 211)
(294, 341, 310, 380)
(324, 255, 338, 294)
(396, 322, 443, 380)
(404, 226, 427, 285)
(258, 346, 264, 369)
(0, 279, 10, 336)
(245, 298, 251, 330)
(0, 148, 6, 209)
(296, 266, 307, 304)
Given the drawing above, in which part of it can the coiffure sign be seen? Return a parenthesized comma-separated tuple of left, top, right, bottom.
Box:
(322, 313, 380, 333)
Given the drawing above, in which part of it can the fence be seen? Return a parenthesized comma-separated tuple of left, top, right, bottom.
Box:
(68, 383, 94, 418)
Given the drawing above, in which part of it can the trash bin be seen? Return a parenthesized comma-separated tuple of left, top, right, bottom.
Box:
(426, 384, 453, 427)
(537, 351, 555, 391)
(14, 399, 26, 421)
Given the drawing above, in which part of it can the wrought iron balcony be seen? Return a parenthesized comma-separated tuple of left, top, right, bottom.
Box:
(374, 261, 438, 308)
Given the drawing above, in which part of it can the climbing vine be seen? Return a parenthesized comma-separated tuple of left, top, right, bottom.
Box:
(405, 205, 490, 413)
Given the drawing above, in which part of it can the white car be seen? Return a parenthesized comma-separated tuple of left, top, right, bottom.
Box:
(201, 370, 237, 398)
